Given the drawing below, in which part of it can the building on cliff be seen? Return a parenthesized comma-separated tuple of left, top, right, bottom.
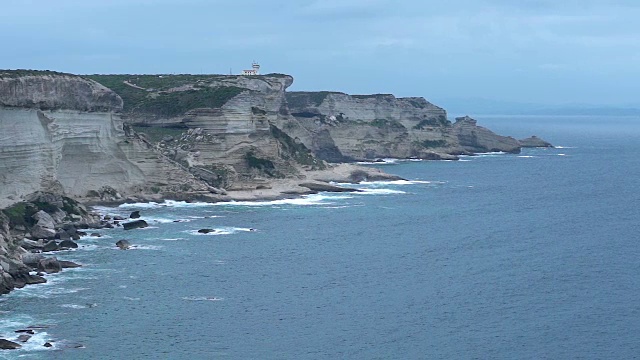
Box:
(241, 62, 260, 75)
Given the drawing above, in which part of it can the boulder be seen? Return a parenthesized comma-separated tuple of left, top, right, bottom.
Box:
(17, 334, 31, 343)
(299, 182, 360, 193)
(113, 216, 125, 221)
(197, 229, 216, 234)
(37, 258, 62, 274)
(116, 240, 131, 250)
(42, 240, 59, 252)
(15, 329, 35, 334)
(21, 253, 44, 267)
(129, 211, 141, 219)
(21, 239, 43, 251)
(58, 240, 78, 249)
(518, 136, 553, 148)
(123, 220, 148, 230)
(58, 260, 82, 268)
(55, 230, 71, 241)
(31, 225, 56, 240)
(0, 339, 22, 349)
(43, 342, 53, 348)
(32, 210, 55, 229)
(61, 224, 78, 236)
(90, 233, 101, 237)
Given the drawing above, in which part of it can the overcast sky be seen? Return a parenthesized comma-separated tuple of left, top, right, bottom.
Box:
(1, 0, 639, 106)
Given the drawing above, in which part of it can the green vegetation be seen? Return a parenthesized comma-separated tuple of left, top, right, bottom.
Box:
(369, 118, 406, 130)
(286, 91, 344, 108)
(245, 151, 277, 176)
(0, 69, 74, 78)
(251, 106, 267, 116)
(408, 99, 426, 108)
(416, 139, 448, 148)
(130, 125, 187, 143)
(2, 202, 34, 227)
(352, 94, 393, 99)
(412, 116, 451, 129)
(86, 74, 245, 116)
(270, 125, 326, 169)
(134, 86, 244, 117)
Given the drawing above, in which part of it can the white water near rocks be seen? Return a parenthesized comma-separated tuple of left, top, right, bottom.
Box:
(1, 116, 639, 359)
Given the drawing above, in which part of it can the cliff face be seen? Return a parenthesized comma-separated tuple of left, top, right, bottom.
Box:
(0, 71, 122, 112)
(284, 92, 520, 161)
(0, 72, 212, 208)
(452, 116, 520, 154)
(97, 74, 324, 191)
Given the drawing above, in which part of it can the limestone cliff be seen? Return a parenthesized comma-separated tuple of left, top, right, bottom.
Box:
(284, 92, 521, 161)
(0, 71, 214, 208)
(88, 74, 325, 191)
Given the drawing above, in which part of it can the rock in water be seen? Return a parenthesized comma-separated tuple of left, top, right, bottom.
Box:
(37, 258, 62, 274)
(42, 240, 59, 252)
(0, 339, 22, 349)
(43, 342, 53, 348)
(58, 240, 79, 249)
(198, 229, 216, 234)
(123, 220, 148, 230)
(17, 334, 31, 343)
(129, 211, 141, 219)
(58, 260, 82, 268)
(116, 240, 131, 250)
(518, 136, 553, 148)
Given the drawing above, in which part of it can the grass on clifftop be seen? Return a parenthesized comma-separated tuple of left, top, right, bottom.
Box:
(86, 75, 245, 116)
(0, 69, 75, 78)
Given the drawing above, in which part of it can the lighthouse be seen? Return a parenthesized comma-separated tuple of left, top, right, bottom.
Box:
(241, 62, 260, 76)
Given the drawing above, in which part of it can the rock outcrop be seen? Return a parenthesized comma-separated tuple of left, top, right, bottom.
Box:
(452, 116, 521, 154)
(0, 192, 96, 295)
(283, 92, 523, 161)
(0, 71, 216, 208)
(519, 136, 553, 148)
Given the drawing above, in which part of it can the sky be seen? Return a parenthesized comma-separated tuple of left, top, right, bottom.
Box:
(1, 0, 639, 108)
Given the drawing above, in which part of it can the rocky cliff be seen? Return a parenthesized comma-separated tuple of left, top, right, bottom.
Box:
(283, 92, 521, 161)
(0, 71, 214, 208)
(86, 74, 326, 191)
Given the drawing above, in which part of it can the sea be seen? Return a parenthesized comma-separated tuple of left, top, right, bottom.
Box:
(1, 116, 639, 359)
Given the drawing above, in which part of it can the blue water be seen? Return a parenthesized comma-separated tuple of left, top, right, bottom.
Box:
(1, 116, 639, 359)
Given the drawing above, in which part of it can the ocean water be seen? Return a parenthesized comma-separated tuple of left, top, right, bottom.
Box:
(1, 116, 639, 359)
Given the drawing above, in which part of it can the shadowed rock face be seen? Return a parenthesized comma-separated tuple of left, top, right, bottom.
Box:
(283, 92, 523, 161)
(0, 72, 213, 207)
(519, 135, 553, 148)
(452, 116, 521, 154)
(0, 72, 123, 112)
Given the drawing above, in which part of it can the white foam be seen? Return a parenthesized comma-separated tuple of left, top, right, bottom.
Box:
(185, 227, 255, 236)
(475, 151, 506, 155)
(214, 193, 352, 207)
(60, 304, 87, 309)
(359, 180, 433, 186)
(356, 158, 399, 165)
(356, 188, 406, 195)
(557, 153, 567, 156)
(117, 200, 213, 209)
(127, 245, 164, 251)
(554, 146, 576, 149)
(518, 155, 536, 158)
(123, 297, 140, 301)
(159, 238, 186, 241)
(181, 296, 223, 302)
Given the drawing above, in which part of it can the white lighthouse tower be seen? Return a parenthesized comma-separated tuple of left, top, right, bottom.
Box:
(241, 61, 260, 76)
